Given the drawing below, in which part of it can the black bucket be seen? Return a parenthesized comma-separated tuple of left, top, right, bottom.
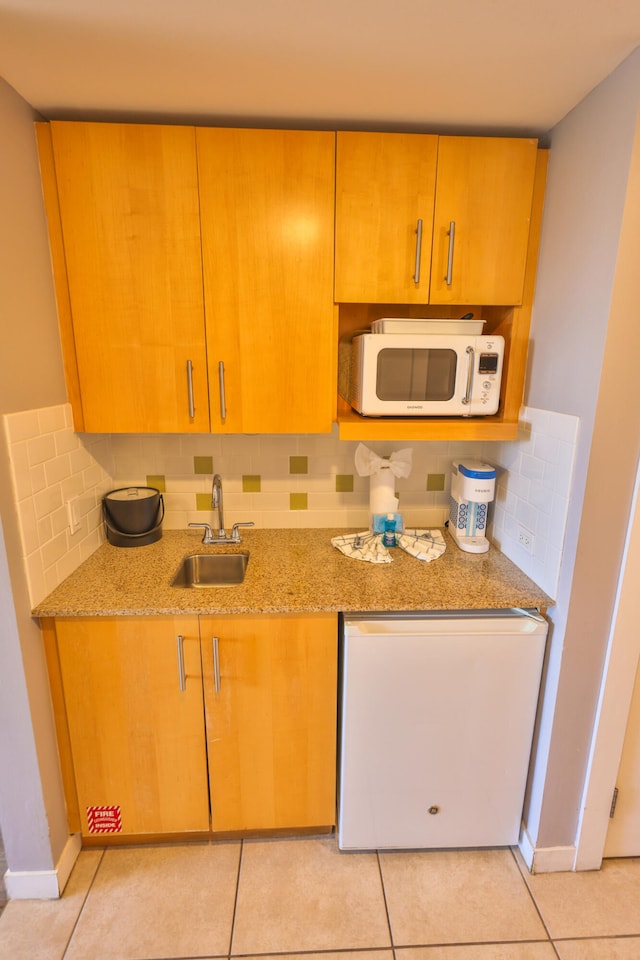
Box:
(102, 487, 164, 547)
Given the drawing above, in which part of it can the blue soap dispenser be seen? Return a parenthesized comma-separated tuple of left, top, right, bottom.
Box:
(382, 513, 397, 548)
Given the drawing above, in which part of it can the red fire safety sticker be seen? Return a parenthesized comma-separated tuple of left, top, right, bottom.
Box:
(87, 805, 123, 834)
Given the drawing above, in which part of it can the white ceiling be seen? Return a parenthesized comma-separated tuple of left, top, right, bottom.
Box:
(1, 0, 640, 135)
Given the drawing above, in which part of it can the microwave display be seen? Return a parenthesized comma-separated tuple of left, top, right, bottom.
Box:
(376, 347, 456, 402)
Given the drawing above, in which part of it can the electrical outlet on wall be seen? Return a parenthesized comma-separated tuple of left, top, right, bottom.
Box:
(517, 525, 535, 554)
(66, 497, 81, 535)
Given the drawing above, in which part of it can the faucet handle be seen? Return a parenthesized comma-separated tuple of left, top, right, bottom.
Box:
(230, 522, 254, 543)
(188, 522, 215, 544)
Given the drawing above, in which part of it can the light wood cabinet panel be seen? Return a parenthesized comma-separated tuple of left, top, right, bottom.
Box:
(335, 132, 538, 307)
(335, 131, 438, 303)
(54, 617, 210, 838)
(46, 122, 210, 433)
(196, 128, 337, 433)
(200, 614, 338, 832)
(429, 136, 538, 305)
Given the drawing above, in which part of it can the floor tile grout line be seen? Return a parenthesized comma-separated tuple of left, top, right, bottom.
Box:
(230, 950, 395, 959)
(227, 838, 244, 958)
(60, 846, 107, 960)
(508, 845, 561, 958)
(375, 850, 396, 955)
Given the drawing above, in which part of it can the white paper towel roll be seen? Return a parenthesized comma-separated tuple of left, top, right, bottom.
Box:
(369, 466, 399, 516)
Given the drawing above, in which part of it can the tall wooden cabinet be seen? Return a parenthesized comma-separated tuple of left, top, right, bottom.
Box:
(38, 122, 211, 433)
(51, 617, 210, 839)
(196, 128, 337, 433)
(200, 613, 337, 831)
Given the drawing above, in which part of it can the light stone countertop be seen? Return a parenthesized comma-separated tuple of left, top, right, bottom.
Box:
(32, 527, 554, 618)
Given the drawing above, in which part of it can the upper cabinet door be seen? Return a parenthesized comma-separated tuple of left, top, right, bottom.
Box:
(429, 137, 538, 305)
(335, 132, 438, 303)
(197, 128, 337, 434)
(48, 122, 210, 432)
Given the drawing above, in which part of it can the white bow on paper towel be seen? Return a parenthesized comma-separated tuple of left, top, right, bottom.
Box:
(354, 443, 413, 517)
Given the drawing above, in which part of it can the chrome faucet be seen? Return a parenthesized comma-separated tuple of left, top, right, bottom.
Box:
(211, 473, 226, 539)
(188, 473, 254, 544)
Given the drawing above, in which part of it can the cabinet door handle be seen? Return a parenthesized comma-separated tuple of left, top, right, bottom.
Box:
(445, 220, 456, 286)
(177, 635, 187, 692)
(218, 361, 227, 422)
(212, 636, 221, 693)
(413, 218, 423, 284)
(186, 360, 195, 420)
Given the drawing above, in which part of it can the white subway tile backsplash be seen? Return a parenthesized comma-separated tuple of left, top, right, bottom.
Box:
(5, 400, 576, 607)
(4, 403, 113, 607)
(27, 433, 56, 467)
(485, 406, 579, 599)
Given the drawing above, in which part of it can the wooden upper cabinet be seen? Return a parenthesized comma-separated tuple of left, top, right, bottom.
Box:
(196, 128, 337, 433)
(44, 122, 210, 432)
(335, 132, 538, 307)
(429, 136, 539, 305)
(335, 131, 438, 303)
(54, 617, 210, 838)
(200, 613, 338, 833)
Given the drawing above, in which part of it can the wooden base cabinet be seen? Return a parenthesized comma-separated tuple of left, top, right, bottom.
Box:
(45, 613, 338, 842)
(51, 617, 210, 839)
(200, 614, 338, 832)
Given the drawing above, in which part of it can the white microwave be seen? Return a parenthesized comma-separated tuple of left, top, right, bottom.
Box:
(339, 333, 504, 417)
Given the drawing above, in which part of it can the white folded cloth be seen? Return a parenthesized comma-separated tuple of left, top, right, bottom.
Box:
(331, 532, 393, 563)
(331, 529, 446, 564)
(397, 529, 446, 562)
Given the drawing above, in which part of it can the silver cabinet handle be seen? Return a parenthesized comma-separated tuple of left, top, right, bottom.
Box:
(177, 635, 186, 692)
(212, 636, 221, 693)
(186, 360, 195, 419)
(218, 361, 226, 421)
(413, 218, 423, 284)
(462, 345, 474, 406)
(445, 220, 456, 286)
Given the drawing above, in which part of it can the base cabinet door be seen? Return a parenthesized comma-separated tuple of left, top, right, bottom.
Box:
(200, 614, 338, 832)
(54, 617, 210, 839)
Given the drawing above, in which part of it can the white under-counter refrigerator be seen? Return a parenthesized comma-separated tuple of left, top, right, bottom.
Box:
(338, 610, 547, 850)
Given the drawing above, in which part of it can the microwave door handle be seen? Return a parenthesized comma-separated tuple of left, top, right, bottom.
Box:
(462, 345, 474, 406)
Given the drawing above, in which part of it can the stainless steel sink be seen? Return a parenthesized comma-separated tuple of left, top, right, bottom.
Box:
(171, 552, 249, 587)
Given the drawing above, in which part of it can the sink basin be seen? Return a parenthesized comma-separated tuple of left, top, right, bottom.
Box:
(171, 552, 249, 588)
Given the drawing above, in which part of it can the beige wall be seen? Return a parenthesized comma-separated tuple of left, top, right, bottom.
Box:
(522, 49, 640, 849)
(0, 77, 69, 873)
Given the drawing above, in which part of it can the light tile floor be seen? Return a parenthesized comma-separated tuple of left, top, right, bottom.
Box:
(1, 837, 640, 960)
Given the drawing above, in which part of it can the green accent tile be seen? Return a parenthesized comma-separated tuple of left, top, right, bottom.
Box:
(335, 474, 354, 493)
(427, 473, 446, 492)
(146, 475, 166, 492)
(193, 455, 213, 475)
(290, 492, 308, 511)
(196, 492, 212, 511)
(242, 474, 261, 493)
(289, 456, 308, 475)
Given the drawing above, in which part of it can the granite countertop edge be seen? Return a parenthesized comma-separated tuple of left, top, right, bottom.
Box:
(32, 527, 554, 619)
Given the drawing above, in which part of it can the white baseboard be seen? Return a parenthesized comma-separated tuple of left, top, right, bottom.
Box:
(518, 825, 576, 873)
(4, 833, 81, 900)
